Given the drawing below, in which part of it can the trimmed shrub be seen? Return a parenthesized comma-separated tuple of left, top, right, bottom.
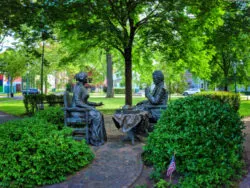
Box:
(23, 94, 64, 115)
(103, 86, 107, 93)
(195, 91, 240, 112)
(242, 91, 250, 96)
(143, 96, 245, 187)
(0, 117, 94, 187)
(114, 88, 125, 94)
(35, 106, 64, 129)
(23, 94, 45, 115)
(46, 94, 63, 106)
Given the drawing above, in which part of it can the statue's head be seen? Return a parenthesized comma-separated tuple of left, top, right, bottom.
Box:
(152, 70, 164, 84)
(75, 72, 88, 83)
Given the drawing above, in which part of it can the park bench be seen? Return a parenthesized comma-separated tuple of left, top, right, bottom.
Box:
(63, 91, 90, 142)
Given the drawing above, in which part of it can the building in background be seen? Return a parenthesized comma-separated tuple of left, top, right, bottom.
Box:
(0, 74, 22, 94)
(184, 71, 208, 90)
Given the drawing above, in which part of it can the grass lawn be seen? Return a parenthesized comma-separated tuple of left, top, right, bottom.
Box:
(239, 100, 250, 117)
(0, 97, 146, 116)
(1, 97, 250, 117)
(89, 97, 146, 114)
(0, 98, 26, 116)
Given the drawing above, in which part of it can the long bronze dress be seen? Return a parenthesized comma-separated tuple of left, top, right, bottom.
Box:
(71, 82, 107, 146)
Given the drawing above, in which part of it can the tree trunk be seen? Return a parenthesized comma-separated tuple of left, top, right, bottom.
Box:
(223, 71, 229, 91)
(224, 74, 229, 91)
(124, 47, 132, 106)
(54, 72, 57, 91)
(10, 76, 13, 98)
(41, 41, 45, 95)
(7, 74, 10, 98)
(45, 76, 48, 94)
(222, 53, 229, 91)
(168, 81, 171, 101)
(224, 84, 228, 91)
(106, 50, 114, 98)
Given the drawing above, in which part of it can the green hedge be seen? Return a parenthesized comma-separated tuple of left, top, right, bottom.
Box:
(114, 88, 125, 94)
(195, 91, 240, 112)
(0, 117, 94, 187)
(143, 96, 245, 187)
(23, 94, 63, 115)
(242, 91, 250, 95)
(23, 94, 46, 115)
(46, 94, 64, 106)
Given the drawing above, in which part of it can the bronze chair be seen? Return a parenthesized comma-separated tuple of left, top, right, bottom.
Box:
(144, 104, 167, 132)
(145, 105, 167, 123)
(63, 91, 90, 142)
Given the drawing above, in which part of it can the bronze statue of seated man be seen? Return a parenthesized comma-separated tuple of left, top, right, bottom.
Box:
(136, 70, 168, 124)
(113, 70, 168, 144)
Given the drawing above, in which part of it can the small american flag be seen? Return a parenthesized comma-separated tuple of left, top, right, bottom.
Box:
(166, 156, 176, 177)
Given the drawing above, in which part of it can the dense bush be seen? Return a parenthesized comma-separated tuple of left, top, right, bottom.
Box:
(46, 94, 63, 106)
(103, 86, 107, 93)
(114, 88, 125, 94)
(23, 94, 45, 115)
(143, 96, 245, 187)
(242, 91, 250, 96)
(35, 106, 64, 129)
(0, 117, 94, 187)
(23, 94, 64, 115)
(195, 91, 240, 112)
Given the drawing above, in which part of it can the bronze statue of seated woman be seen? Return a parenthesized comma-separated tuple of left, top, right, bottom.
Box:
(71, 72, 107, 146)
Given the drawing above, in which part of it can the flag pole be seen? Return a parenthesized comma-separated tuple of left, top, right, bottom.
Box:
(169, 152, 175, 183)
(167, 152, 176, 183)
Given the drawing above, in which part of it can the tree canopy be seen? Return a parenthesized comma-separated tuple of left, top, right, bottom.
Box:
(208, 1, 250, 91)
(0, 0, 249, 100)
(49, 0, 230, 104)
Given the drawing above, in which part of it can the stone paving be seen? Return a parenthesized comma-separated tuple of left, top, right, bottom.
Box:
(43, 115, 153, 188)
(240, 116, 250, 188)
(0, 111, 19, 124)
(45, 141, 144, 188)
(1, 111, 250, 187)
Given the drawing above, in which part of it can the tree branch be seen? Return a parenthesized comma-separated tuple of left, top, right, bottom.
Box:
(104, 38, 124, 56)
(134, 3, 161, 31)
(107, 0, 130, 47)
(105, 17, 127, 47)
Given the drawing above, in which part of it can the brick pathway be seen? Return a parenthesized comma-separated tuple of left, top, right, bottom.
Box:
(240, 117, 250, 188)
(0, 111, 19, 124)
(45, 141, 144, 188)
(43, 115, 148, 188)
